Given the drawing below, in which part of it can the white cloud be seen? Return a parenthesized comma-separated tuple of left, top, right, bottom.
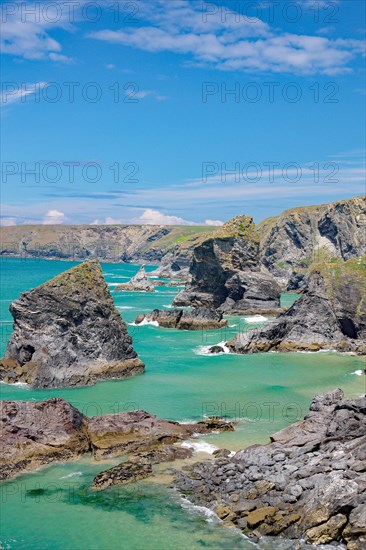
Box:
(89, 0, 364, 75)
(1, 82, 48, 106)
(106, 63, 116, 70)
(0, 217, 17, 226)
(43, 210, 67, 225)
(134, 90, 169, 101)
(134, 208, 197, 225)
(0, 1, 78, 62)
(205, 219, 224, 226)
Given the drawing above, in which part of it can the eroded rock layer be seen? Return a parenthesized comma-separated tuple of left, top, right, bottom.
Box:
(0, 260, 144, 388)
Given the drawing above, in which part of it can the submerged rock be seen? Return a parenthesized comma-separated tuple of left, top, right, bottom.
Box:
(174, 389, 366, 547)
(0, 260, 144, 388)
(229, 257, 366, 355)
(115, 265, 155, 292)
(134, 308, 228, 330)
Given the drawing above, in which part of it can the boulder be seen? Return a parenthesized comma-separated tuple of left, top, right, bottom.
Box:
(0, 260, 144, 388)
(174, 390, 366, 546)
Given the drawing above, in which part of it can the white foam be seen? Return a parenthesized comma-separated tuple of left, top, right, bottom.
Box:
(244, 315, 268, 323)
(180, 497, 219, 523)
(116, 306, 134, 310)
(194, 341, 230, 356)
(352, 370, 363, 376)
(60, 471, 83, 479)
(129, 319, 159, 327)
(163, 304, 174, 309)
(181, 440, 218, 454)
(0, 381, 29, 387)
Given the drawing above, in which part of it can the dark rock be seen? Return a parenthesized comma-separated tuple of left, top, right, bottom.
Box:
(0, 260, 144, 388)
(173, 216, 281, 313)
(229, 258, 366, 355)
(134, 308, 228, 330)
(174, 391, 366, 546)
(93, 461, 152, 490)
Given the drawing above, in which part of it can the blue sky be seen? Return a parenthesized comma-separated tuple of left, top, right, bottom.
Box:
(1, 0, 365, 226)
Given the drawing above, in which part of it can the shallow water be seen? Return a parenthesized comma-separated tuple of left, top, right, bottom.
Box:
(0, 258, 364, 549)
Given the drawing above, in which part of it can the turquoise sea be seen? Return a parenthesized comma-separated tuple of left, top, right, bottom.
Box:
(0, 258, 364, 550)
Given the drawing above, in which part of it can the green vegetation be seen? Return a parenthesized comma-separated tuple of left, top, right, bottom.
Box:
(310, 255, 366, 315)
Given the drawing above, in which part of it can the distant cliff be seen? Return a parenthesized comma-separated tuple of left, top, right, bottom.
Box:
(0, 224, 216, 264)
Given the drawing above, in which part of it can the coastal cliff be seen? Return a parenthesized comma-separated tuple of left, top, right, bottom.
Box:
(173, 216, 282, 313)
(0, 223, 215, 264)
(229, 257, 366, 354)
(0, 260, 144, 388)
(259, 196, 366, 286)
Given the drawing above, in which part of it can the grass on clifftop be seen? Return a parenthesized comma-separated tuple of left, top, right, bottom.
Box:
(310, 255, 366, 315)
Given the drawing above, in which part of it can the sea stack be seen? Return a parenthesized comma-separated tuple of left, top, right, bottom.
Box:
(0, 260, 144, 388)
(229, 257, 366, 355)
(115, 265, 155, 292)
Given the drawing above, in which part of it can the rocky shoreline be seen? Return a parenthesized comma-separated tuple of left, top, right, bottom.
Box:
(0, 398, 234, 482)
(174, 389, 366, 549)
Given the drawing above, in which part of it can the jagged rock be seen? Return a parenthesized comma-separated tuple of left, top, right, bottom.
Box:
(115, 265, 155, 292)
(174, 390, 366, 546)
(87, 410, 189, 460)
(173, 216, 281, 313)
(134, 308, 228, 330)
(0, 260, 144, 388)
(0, 398, 89, 480)
(229, 257, 366, 354)
(259, 196, 366, 284)
(305, 514, 348, 545)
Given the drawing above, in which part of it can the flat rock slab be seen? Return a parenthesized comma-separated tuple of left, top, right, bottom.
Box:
(135, 308, 228, 330)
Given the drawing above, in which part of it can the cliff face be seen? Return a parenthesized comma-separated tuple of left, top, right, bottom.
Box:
(173, 216, 282, 312)
(229, 257, 366, 354)
(0, 260, 144, 388)
(259, 196, 366, 284)
(0, 224, 216, 264)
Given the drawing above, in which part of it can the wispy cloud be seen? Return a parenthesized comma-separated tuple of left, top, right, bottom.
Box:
(89, 0, 364, 75)
(0, 1, 79, 62)
(1, 82, 48, 106)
